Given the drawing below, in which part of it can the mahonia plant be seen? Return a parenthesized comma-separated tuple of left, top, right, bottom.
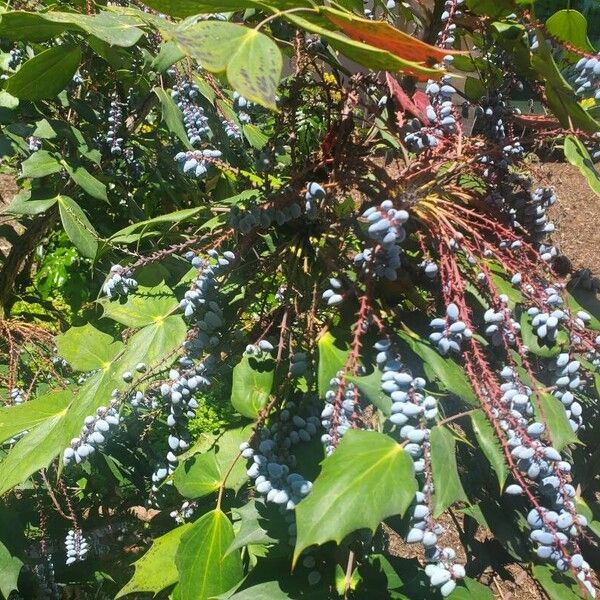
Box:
(1, 0, 600, 599)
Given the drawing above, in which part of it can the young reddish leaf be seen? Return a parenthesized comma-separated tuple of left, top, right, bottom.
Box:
(321, 7, 461, 66)
(385, 72, 430, 125)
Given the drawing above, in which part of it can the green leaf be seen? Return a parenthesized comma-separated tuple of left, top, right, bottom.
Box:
(532, 565, 582, 600)
(5, 45, 81, 101)
(175, 509, 243, 600)
(108, 207, 204, 244)
(55, 323, 124, 371)
(0, 540, 23, 599)
(0, 11, 67, 41)
(430, 426, 468, 517)
(534, 391, 578, 451)
(230, 355, 274, 418)
(0, 317, 185, 495)
(564, 289, 600, 331)
(152, 41, 186, 72)
(397, 330, 477, 405)
(3, 191, 57, 215)
(448, 577, 495, 600)
(32, 118, 57, 139)
(564, 135, 600, 199)
(58, 195, 99, 259)
(154, 87, 193, 149)
(20, 151, 62, 178)
(349, 369, 391, 415)
(294, 430, 417, 563)
(116, 524, 192, 598)
(44, 11, 145, 47)
(226, 500, 278, 555)
(226, 29, 282, 111)
(63, 163, 108, 202)
(531, 32, 600, 133)
(519, 312, 566, 358)
(227, 582, 290, 600)
(100, 283, 179, 328)
(0, 90, 19, 109)
(0, 391, 70, 446)
(317, 331, 348, 399)
(243, 124, 269, 150)
(546, 10, 594, 52)
(173, 452, 222, 499)
(470, 410, 508, 491)
(171, 21, 282, 110)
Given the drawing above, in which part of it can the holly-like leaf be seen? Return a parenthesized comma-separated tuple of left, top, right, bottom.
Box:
(231, 355, 274, 418)
(545, 10, 594, 52)
(100, 283, 179, 328)
(430, 426, 468, 517)
(55, 323, 124, 371)
(173, 452, 222, 499)
(171, 21, 282, 110)
(5, 45, 81, 101)
(294, 430, 417, 563)
(563, 135, 600, 200)
(58, 195, 99, 259)
(470, 410, 508, 491)
(116, 524, 192, 598)
(0, 540, 23, 599)
(317, 331, 349, 399)
(175, 509, 243, 600)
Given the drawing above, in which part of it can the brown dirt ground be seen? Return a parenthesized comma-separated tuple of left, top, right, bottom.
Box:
(1, 164, 599, 599)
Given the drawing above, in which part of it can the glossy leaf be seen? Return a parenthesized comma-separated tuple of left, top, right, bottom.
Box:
(226, 500, 279, 555)
(532, 565, 581, 600)
(171, 22, 282, 110)
(348, 369, 391, 415)
(116, 524, 192, 598)
(58, 195, 99, 259)
(154, 87, 193, 148)
(320, 7, 457, 65)
(230, 354, 274, 418)
(20, 151, 62, 178)
(173, 452, 222, 499)
(287, 14, 442, 79)
(0, 540, 22, 599)
(430, 426, 468, 517)
(4, 191, 57, 215)
(448, 577, 495, 599)
(175, 509, 243, 600)
(5, 45, 81, 101)
(227, 581, 290, 600)
(100, 283, 179, 328)
(564, 134, 600, 199)
(0, 11, 66, 41)
(55, 323, 124, 371)
(0, 391, 70, 445)
(398, 330, 477, 405)
(63, 163, 108, 202)
(317, 331, 349, 398)
(470, 410, 508, 490)
(294, 430, 417, 563)
(534, 391, 578, 451)
(545, 10, 594, 52)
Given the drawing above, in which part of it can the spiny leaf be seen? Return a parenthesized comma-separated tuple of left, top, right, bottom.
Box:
(175, 509, 243, 600)
(430, 426, 468, 517)
(294, 430, 416, 563)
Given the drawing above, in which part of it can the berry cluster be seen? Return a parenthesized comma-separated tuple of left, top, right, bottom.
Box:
(8, 47, 23, 69)
(106, 96, 124, 155)
(28, 136, 41, 152)
(65, 529, 88, 565)
(243, 397, 317, 511)
(429, 303, 473, 355)
(172, 80, 211, 146)
(320, 375, 357, 454)
(175, 149, 222, 180)
(355, 200, 409, 280)
(63, 399, 121, 466)
(483, 304, 520, 346)
(552, 353, 584, 433)
(566, 55, 600, 101)
(102, 265, 138, 299)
